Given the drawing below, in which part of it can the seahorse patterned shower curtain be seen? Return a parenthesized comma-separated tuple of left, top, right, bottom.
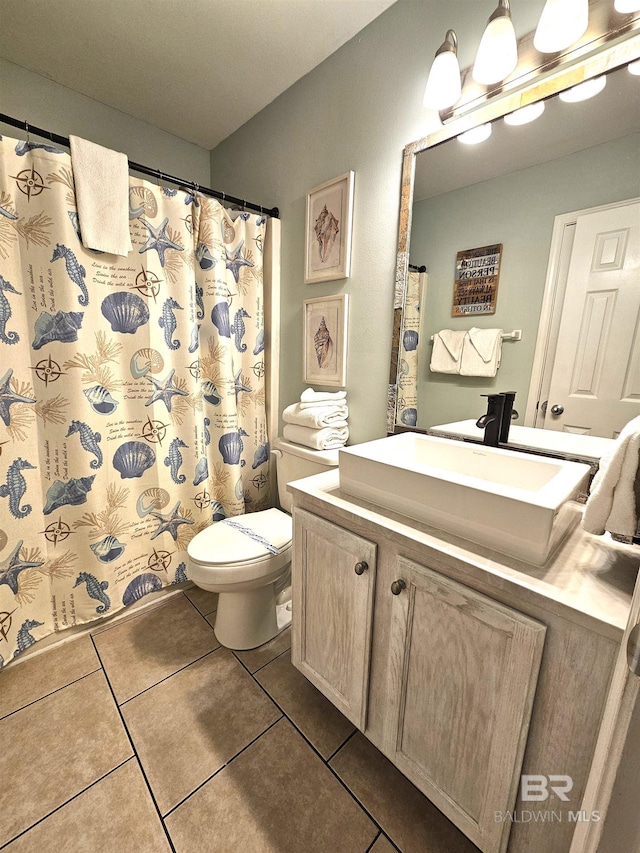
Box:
(0, 135, 270, 664)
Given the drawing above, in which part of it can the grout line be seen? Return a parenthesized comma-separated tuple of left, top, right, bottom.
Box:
(365, 831, 382, 853)
(0, 666, 102, 722)
(182, 592, 218, 620)
(242, 642, 292, 675)
(118, 645, 222, 707)
(0, 757, 133, 851)
(161, 713, 284, 819)
(89, 635, 178, 853)
(326, 728, 357, 763)
(231, 652, 393, 846)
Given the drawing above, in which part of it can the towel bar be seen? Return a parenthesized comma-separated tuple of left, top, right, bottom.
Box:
(429, 330, 522, 342)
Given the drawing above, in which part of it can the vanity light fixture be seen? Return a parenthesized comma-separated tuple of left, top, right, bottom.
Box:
(423, 29, 462, 110)
(614, 0, 640, 12)
(504, 100, 546, 125)
(533, 0, 588, 54)
(559, 74, 607, 102)
(629, 58, 640, 75)
(473, 0, 518, 85)
(458, 123, 493, 144)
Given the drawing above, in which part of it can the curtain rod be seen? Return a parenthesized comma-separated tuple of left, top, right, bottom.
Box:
(409, 263, 426, 273)
(0, 113, 280, 219)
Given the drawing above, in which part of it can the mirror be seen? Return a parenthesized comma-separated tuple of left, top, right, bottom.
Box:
(390, 31, 640, 455)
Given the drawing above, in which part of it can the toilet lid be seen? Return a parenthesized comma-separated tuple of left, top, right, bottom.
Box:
(187, 507, 292, 566)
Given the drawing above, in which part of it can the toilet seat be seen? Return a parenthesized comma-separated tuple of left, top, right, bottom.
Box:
(187, 508, 292, 587)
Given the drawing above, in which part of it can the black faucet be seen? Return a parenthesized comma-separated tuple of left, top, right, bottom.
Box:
(499, 391, 517, 444)
(475, 393, 505, 447)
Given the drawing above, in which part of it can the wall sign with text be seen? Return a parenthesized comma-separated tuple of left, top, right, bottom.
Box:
(452, 243, 502, 317)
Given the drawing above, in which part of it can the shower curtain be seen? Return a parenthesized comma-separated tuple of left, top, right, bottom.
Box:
(396, 269, 426, 428)
(0, 135, 271, 664)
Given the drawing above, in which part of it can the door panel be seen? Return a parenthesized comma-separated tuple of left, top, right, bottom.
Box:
(546, 201, 640, 437)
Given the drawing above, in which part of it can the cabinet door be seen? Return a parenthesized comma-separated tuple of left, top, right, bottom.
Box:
(291, 508, 377, 730)
(387, 556, 546, 853)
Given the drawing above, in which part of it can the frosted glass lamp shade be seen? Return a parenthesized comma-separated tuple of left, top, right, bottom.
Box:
(534, 0, 588, 53)
(614, 0, 640, 12)
(504, 101, 545, 125)
(473, 6, 518, 85)
(458, 123, 492, 145)
(559, 75, 606, 102)
(629, 59, 640, 76)
(423, 30, 461, 110)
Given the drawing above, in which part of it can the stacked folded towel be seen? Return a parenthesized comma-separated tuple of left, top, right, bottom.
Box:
(582, 415, 640, 539)
(283, 388, 349, 450)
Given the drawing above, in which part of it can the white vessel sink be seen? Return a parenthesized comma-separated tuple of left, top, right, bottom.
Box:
(339, 433, 591, 565)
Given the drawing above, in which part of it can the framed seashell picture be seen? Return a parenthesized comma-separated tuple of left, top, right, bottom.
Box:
(303, 294, 348, 387)
(304, 171, 354, 283)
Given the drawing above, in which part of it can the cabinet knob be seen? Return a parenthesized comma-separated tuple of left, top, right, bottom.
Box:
(354, 561, 369, 575)
(391, 579, 407, 595)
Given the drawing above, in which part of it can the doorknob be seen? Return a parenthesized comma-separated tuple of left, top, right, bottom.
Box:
(550, 404, 564, 415)
(391, 579, 407, 595)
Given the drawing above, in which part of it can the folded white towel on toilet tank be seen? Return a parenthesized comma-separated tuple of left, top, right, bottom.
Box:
(283, 402, 348, 428)
(299, 388, 347, 408)
(283, 423, 349, 450)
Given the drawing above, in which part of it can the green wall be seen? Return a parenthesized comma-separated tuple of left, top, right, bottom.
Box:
(208, 0, 548, 444)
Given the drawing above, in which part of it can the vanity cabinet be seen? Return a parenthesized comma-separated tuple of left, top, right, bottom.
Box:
(291, 508, 377, 729)
(386, 556, 545, 852)
(289, 473, 636, 853)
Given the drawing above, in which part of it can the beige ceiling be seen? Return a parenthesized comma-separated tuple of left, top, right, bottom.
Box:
(0, 0, 397, 150)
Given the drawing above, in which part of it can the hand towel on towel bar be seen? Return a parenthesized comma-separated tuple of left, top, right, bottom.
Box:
(459, 328, 503, 377)
(283, 402, 348, 428)
(582, 415, 640, 538)
(69, 135, 132, 256)
(283, 423, 349, 450)
(299, 388, 347, 408)
(429, 330, 465, 374)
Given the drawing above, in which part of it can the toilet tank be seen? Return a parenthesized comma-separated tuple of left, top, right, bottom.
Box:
(272, 437, 339, 512)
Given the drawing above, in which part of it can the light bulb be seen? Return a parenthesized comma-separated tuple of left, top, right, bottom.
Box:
(534, 0, 588, 53)
(458, 124, 493, 145)
(424, 30, 461, 110)
(629, 59, 640, 76)
(559, 75, 606, 102)
(504, 101, 546, 125)
(614, 0, 640, 12)
(473, 1, 518, 85)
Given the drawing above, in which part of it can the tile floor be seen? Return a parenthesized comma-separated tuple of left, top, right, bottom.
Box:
(0, 588, 479, 853)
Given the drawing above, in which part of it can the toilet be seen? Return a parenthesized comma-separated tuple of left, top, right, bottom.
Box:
(187, 437, 339, 650)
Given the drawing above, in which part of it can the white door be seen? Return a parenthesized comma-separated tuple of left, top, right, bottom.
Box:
(545, 200, 640, 438)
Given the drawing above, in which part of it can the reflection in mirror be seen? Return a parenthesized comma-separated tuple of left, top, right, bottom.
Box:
(394, 61, 640, 447)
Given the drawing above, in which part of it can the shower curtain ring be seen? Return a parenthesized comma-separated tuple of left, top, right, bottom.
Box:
(25, 121, 30, 143)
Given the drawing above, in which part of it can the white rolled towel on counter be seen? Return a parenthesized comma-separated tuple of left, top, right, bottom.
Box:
(283, 402, 348, 428)
(299, 388, 347, 408)
(582, 415, 640, 537)
(283, 423, 349, 450)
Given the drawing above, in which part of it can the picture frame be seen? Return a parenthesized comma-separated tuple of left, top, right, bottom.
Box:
(303, 294, 349, 387)
(304, 171, 354, 283)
